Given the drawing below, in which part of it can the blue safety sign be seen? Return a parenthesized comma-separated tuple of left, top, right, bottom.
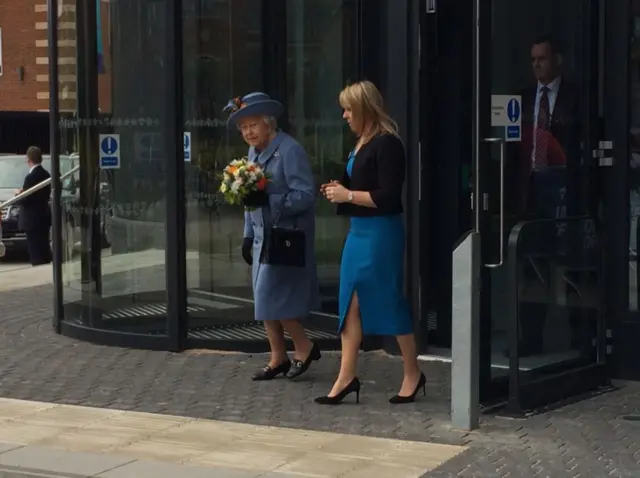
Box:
(99, 134, 120, 169)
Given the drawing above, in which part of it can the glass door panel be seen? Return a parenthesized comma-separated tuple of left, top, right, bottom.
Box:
(476, 0, 606, 407)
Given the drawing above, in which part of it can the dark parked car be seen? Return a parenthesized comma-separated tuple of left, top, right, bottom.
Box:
(0, 154, 111, 258)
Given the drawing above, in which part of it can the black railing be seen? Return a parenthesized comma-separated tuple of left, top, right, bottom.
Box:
(506, 215, 609, 413)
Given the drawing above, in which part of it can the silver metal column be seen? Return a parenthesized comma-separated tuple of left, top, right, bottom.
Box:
(451, 231, 481, 430)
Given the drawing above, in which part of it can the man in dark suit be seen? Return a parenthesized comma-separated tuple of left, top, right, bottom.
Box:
(509, 35, 582, 219)
(16, 146, 52, 266)
(506, 36, 586, 357)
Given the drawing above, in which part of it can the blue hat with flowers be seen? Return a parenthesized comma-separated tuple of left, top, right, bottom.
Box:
(223, 92, 284, 128)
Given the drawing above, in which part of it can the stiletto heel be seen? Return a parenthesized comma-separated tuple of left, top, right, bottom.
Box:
(315, 378, 361, 405)
(389, 372, 426, 404)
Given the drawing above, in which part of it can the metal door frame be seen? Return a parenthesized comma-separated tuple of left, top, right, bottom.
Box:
(603, 0, 633, 379)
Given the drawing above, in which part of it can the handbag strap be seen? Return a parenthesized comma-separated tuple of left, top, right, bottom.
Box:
(272, 194, 298, 230)
(270, 146, 298, 230)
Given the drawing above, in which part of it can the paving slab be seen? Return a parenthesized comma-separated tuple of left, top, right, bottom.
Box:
(0, 446, 134, 477)
(0, 400, 464, 477)
(95, 460, 296, 478)
(0, 454, 301, 478)
(0, 469, 86, 478)
(0, 446, 22, 456)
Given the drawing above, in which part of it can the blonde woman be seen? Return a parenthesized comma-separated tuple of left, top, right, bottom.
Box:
(318, 81, 424, 405)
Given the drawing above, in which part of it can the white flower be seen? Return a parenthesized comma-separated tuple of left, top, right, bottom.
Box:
(220, 183, 228, 193)
(231, 179, 242, 193)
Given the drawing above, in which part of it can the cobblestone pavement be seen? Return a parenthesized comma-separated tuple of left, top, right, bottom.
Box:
(0, 283, 639, 477)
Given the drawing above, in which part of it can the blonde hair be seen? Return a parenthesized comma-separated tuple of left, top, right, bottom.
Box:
(338, 81, 400, 143)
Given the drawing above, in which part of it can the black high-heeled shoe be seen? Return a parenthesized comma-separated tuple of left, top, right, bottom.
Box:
(251, 361, 291, 381)
(314, 377, 361, 405)
(389, 372, 426, 404)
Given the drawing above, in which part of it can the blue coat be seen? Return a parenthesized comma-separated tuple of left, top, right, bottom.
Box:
(244, 131, 320, 321)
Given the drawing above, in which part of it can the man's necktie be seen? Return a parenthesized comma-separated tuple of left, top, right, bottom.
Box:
(534, 86, 550, 169)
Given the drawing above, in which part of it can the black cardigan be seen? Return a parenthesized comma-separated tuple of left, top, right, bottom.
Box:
(337, 133, 405, 217)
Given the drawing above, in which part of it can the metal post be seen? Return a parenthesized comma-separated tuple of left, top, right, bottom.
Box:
(451, 231, 480, 430)
(76, 0, 101, 307)
(48, 0, 63, 331)
(165, 0, 187, 352)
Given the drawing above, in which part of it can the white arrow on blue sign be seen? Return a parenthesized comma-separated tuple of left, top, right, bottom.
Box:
(507, 98, 520, 123)
(184, 132, 191, 162)
(99, 134, 121, 169)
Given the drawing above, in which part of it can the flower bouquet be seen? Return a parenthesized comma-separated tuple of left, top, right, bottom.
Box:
(219, 158, 270, 209)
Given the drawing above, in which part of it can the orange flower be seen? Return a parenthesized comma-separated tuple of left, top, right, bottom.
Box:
(226, 166, 238, 174)
(256, 177, 268, 191)
(233, 97, 248, 111)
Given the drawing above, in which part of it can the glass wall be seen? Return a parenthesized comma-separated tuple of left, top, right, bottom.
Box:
(59, 0, 172, 341)
(51, 0, 369, 348)
(182, 0, 360, 340)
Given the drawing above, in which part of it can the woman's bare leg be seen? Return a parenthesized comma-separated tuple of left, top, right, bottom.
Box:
(328, 292, 363, 396)
(395, 333, 422, 396)
(280, 319, 313, 360)
(264, 321, 288, 366)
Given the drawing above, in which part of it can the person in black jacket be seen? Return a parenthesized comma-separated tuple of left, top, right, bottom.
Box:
(507, 35, 582, 220)
(317, 81, 424, 405)
(506, 36, 586, 357)
(16, 146, 52, 266)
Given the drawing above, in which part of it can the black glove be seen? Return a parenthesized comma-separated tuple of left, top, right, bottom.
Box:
(243, 190, 269, 208)
(242, 237, 253, 266)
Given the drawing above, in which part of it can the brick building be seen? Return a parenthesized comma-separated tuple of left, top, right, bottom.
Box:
(0, 0, 111, 153)
(0, 0, 49, 112)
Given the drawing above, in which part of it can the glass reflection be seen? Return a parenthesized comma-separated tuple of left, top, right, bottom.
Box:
(488, 0, 597, 376)
(60, 0, 171, 335)
(513, 218, 599, 380)
(183, 0, 358, 337)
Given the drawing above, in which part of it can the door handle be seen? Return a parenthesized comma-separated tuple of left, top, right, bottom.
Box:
(483, 137, 505, 268)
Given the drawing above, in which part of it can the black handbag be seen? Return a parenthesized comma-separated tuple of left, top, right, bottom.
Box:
(260, 197, 306, 268)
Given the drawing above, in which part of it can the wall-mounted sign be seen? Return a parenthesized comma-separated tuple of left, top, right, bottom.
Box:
(491, 95, 522, 142)
(99, 134, 120, 169)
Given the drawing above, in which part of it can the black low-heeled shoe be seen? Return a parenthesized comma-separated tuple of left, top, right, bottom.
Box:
(286, 342, 322, 379)
(251, 361, 291, 381)
(389, 372, 426, 404)
(314, 377, 361, 405)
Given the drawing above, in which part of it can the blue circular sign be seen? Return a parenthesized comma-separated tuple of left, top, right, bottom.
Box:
(101, 136, 118, 155)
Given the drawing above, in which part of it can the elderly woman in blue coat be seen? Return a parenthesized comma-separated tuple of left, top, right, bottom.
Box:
(224, 92, 322, 381)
